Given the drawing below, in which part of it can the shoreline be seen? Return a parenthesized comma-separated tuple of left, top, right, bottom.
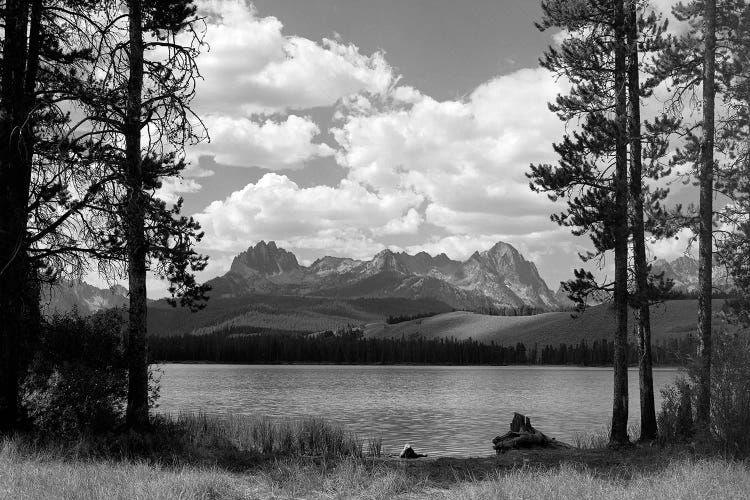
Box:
(155, 360, 685, 368)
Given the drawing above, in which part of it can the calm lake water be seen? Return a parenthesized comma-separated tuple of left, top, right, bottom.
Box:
(157, 364, 680, 457)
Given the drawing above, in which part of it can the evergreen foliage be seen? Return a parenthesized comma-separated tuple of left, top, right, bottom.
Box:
(150, 326, 697, 367)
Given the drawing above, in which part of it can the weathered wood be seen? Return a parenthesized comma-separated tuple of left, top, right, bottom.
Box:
(399, 444, 427, 459)
(492, 413, 571, 454)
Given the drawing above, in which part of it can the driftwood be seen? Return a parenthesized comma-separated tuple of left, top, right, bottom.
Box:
(399, 443, 427, 459)
(492, 413, 571, 454)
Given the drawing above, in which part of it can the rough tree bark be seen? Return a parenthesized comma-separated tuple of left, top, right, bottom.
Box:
(125, 0, 150, 429)
(492, 413, 570, 453)
(611, 0, 630, 446)
(627, 0, 657, 441)
(0, 0, 41, 432)
(696, 0, 716, 429)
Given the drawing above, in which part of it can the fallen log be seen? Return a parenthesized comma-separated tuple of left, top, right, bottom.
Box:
(492, 413, 571, 454)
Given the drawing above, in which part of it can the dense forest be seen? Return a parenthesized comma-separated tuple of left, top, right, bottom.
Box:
(150, 327, 698, 366)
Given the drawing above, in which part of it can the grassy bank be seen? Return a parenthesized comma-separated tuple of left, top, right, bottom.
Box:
(2, 440, 749, 499)
(2, 413, 749, 499)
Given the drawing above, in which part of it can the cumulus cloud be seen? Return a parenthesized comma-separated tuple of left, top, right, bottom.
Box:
(156, 177, 202, 205)
(194, 173, 422, 256)
(193, 115, 334, 169)
(332, 67, 568, 236)
(195, 0, 395, 115)
(189, 66, 585, 285)
(372, 208, 424, 236)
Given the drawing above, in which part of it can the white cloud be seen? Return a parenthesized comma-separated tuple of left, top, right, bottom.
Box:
(648, 228, 697, 261)
(372, 208, 424, 236)
(194, 173, 422, 256)
(195, 0, 395, 115)
(332, 67, 568, 236)
(194, 115, 334, 169)
(156, 177, 202, 205)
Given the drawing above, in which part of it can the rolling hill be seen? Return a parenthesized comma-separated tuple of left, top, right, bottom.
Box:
(147, 295, 454, 337)
(363, 299, 726, 346)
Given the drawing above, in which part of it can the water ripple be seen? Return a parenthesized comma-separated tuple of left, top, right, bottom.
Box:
(156, 364, 679, 457)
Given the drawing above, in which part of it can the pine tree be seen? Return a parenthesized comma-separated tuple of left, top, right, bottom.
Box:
(530, 0, 631, 444)
(653, 0, 732, 430)
(697, 0, 718, 431)
(626, 0, 675, 442)
(74, 0, 210, 428)
(0, 0, 113, 431)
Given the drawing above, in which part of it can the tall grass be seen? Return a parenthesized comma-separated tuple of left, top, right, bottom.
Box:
(3, 435, 749, 500)
(174, 411, 381, 459)
(573, 423, 641, 449)
(429, 460, 750, 500)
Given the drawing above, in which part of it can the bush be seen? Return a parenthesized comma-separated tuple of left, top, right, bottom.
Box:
(710, 330, 750, 456)
(657, 377, 694, 445)
(658, 327, 750, 456)
(21, 310, 128, 437)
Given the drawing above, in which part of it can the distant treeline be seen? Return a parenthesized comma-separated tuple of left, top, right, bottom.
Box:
(150, 326, 697, 366)
(666, 290, 734, 300)
(385, 312, 441, 324)
(385, 305, 551, 324)
(472, 304, 548, 316)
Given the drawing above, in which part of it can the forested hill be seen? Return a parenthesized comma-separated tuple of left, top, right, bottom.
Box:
(146, 295, 455, 337)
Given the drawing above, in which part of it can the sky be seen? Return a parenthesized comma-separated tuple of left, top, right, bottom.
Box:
(137, 0, 695, 297)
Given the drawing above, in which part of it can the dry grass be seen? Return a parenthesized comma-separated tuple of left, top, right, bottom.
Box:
(420, 460, 750, 500)
(174, 410, 380, 459)
(573, 423, 641, 449)
(2, 436, 749, 500)
(3, 416, 748, 499)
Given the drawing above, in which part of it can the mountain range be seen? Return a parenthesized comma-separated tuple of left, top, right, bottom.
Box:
(40, 280, 129, 315)
(207, 240, 561, 311)
(651, 256, 732, 294)
(41, 242, 736, 344)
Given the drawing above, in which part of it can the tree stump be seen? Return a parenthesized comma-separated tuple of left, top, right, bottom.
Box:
(399, 443, 427, 459)
(492, 413, 571, 454)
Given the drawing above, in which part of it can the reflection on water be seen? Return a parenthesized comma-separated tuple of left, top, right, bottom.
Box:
(157, 364, 679, 457)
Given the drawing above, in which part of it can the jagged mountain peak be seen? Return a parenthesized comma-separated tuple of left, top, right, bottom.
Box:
(367, 248, 409, 275)
(487, 240, 520, 254)
(457, 241, 558, 309)
(212, 240, 561, 311)
(671, 255, 699, 275)
(309, 256, 361, 276)
(230, 240, 300, 277)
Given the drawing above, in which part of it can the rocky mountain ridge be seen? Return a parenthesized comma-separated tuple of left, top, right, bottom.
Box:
(207, 240, 561, 311)
(40, 280, 129, 315)
(651, 256, 732, 293)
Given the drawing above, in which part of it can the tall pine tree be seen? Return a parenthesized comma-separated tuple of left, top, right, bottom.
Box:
(82, 0, 210, 428)
(530, 0, 631, 444)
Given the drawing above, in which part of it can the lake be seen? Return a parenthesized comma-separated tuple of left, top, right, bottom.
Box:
(157, 364, 680, 457)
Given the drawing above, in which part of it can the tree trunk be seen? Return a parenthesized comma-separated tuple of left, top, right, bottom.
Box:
(492, 413, 571, 453)
(611, 0, 630, 446)
(125, 0, 149, 429)
(0, 0, 39, 433)
(626, 0, 657, 441)
(696, 0, 716, 429)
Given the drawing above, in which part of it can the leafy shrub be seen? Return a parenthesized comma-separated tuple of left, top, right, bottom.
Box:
(21, 310, 128, 437)
(658, 327, 750, 456)
(710, 330, 750, 456)
(657, 377, 695, 444)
